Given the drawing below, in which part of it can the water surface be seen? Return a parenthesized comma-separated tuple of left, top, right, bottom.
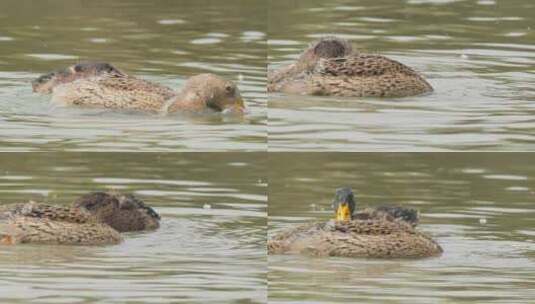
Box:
(268, 153, 535, 303)
(0, 0, 266, 151)
(0, 153, 267, 304)
(268, 0, 535, 151)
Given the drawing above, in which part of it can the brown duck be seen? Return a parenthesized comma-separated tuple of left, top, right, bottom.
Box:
(268, 37, 433, 97)
(32, 62, 246, 114)
(0, 192, 160, 246)
(268, 187, 442, 258)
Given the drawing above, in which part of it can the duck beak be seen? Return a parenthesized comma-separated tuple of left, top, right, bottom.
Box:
(335, 202, 352, 221)
(223, 96, 248, 115)
(234, 95, 247, 112)
(0, 235, 15, 245)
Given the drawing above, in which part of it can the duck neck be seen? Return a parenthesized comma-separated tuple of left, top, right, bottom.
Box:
(162, 92, 205, 114)
(270, 63, 301, 83)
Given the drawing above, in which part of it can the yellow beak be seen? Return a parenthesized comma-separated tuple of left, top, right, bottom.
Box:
(234, 96, 246, 112)
(235, 95, 245, 108)
(1, 235, 15, 245)
(335, 202, 352, 221)
(224, 96, 247, 115)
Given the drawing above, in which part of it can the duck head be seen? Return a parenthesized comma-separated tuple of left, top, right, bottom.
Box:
(32, 62, 124, 94)
(332, 188, 421, 226)
(332, 187, 356, 222)
(73, 192, 160, 232)
(167, 73, 246, 114)
(296, 37, 353, 72)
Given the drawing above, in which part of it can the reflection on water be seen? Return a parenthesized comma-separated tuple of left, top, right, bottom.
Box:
(0, 0, 266, 151)
(0, 153, 267, 304)
(268, 0, 535, 151)
(268, 153, 535, 303)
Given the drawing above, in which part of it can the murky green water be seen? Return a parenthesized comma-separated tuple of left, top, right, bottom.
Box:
(2, 0, 535, 303)
(0, 0, 266, 151)
(268, 153, 535, 303)
(0, 153, 267, 303)
(268, 0, 535, 151)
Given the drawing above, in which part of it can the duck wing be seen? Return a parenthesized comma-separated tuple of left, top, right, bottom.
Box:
(303, 54, 433, 97)
(0, 202, 95, 224)
(268, 222, 325, 254)
(314, 54, 421, 77)
(313, 226, 442, 258)
(333, 218, 416, 234)
(269, 219, 442, 258)
(1, 217, 122, 245)
(52, 74, 176, 112)
(268, 220, 409, 254)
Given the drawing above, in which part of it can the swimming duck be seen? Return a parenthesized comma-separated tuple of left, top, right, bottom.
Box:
(32, 62, 246, 114)
(0, 192, 160, 246)
(268, 187, 442, 258)
(268, 37, 433, 97)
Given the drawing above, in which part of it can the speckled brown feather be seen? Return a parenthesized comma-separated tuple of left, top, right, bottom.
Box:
(35, 62, 245, 114)
(52, 73, 176, 112)
(314, 55, 420, 77)
(73, 192, 160, 232)
(304, 55, 433, 97)
(0, 202, 95, 223)
(354, 206, 419, 227)
(0, 192, 160, 246)
(32, 62, 126, 94)
(268, 219, 442, 258)
(268, 38, 433, 98)
(0, 202, 121, 245)
(2, 217, 121, 245)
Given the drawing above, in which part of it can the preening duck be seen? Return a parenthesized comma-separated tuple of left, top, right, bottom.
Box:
(33, 62, 246, 114)
(268, 37, 433, 98)
(0, 192, 160, 246)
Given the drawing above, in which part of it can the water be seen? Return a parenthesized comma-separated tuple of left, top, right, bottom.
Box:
(0, 0, 267, 151)
(268, 0, 535, 151)
(268, 153, 535, 303)
(0, 153, 267, 303)
(2, 0, 535, 303)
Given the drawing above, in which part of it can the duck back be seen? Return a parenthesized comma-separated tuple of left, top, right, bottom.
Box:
(51, 74, 176, 112)
(268, 219, 442, 258)
(0, 202, 122, 246)
(1, 217, 121, 245)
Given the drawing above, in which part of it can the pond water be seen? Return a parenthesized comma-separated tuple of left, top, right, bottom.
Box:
(0, 153, 267, 304)
(0, 0, 266, 151)
(268, 0, 535, 151)
(268, 153, 535, 303)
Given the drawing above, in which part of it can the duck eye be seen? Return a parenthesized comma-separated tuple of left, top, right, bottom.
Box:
(74, 64, 84, 72)
(84, 202, 96, 209)
(224, 84, 234, 94)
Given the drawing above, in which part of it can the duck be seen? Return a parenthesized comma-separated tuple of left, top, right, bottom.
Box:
(268, 37, 433, 98)
(268, 187, 442, 258)
(0, 191, 160, 246)
(32, 62, 246, 114)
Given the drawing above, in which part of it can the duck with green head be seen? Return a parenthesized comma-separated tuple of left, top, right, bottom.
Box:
(268, 187, 442, 258)
(0, 192, 160, 246)
(268, 37, 433, 98)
